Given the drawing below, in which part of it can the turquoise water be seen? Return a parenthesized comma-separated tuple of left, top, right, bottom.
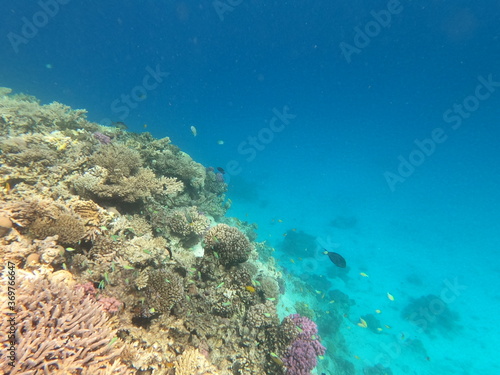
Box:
(2, 1, 500, 374)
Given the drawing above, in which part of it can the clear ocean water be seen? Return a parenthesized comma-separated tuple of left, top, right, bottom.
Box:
(2, 1, 499, 374)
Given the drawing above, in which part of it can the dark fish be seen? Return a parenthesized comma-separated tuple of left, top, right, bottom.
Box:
(217, 167, 225, 174)
(324, 250, 346, 268)
(112, 121, 128, 130)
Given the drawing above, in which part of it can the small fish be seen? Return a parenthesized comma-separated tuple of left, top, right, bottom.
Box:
(217, 140, 224, 145)
(376, 327, 383, 332)
(217, 167, 225, 174)
(190, 125, 197, 136)
(359, 272, 369, 277)
(283, 233, 287, 237)
(270, 353, 284, 366)
(357, 318, 368, 328)
(387, 292, 395, 301)
(277, 219, 283, 223)
(375, 309, 382, 314)
(353, 355, 361, 360)
(292, 228, 296, 231)
(290, 258, 295, 263)
(323, 250, 346, 268)
(384, 324, 392, 329)
(245, 285, 256, 293)
(329, 300, 335, 304)
(143, 124, 148, 128)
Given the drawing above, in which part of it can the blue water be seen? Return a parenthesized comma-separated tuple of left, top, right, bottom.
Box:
(2, 1, 500, 374)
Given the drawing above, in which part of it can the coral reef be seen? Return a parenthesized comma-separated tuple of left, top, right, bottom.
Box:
(0, 89, 303, 375)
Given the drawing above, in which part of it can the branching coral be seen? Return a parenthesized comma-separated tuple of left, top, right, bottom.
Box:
(204, 224, 252, 266)
(0, 272, 129, 374)
(174, 348, 220, 375)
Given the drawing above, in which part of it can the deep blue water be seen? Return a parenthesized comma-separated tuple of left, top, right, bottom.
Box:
(2, 1, 500, 374)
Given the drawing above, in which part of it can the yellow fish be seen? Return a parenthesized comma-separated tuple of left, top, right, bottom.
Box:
(357, 318, 368, 328)
(376, 327, 383, 332)
(278, 219, 283, 223)
(359, 272, 369, 277)
(387, 292, 395, 301)
(375, 309, 382, 314)
(384, 324, 392, 329)
(290, 258, 295, 263)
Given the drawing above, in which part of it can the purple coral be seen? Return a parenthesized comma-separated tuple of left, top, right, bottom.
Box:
(282, 314, 326, 375)
(93, 131, 112, 144)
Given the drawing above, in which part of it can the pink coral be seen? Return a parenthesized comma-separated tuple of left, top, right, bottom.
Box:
(97, 296, 123, 314)
(75, 282, 122, 314)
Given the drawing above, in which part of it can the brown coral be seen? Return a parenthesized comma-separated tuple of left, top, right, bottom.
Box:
(0, 272, 129, 374)
(204, 224, 252, 266)
(174, 348, 219, 375)
(30, 212, 86, 244)
(167, 206, 210, 245)
(145, 268, 185, 315)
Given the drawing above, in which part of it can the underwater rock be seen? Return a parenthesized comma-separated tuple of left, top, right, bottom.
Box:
(330, 215, 358, 229)
(0, 215, 13, 237)
(401, 294, 461, 335)
(281, 229, 317, 258)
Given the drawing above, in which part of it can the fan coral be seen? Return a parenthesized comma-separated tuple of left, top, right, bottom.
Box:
(0, 273, 129, 374)
(204, 224, 252, 266)
(281, 314, 326, 375)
